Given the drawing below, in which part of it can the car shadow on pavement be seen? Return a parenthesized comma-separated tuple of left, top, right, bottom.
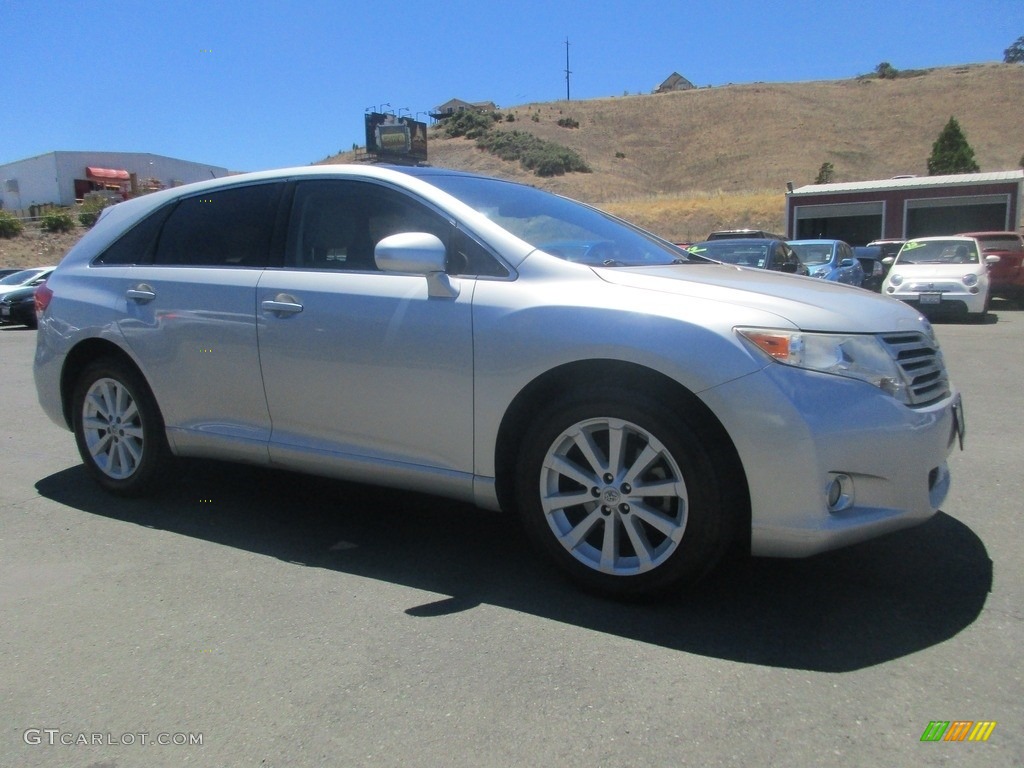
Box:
(36, 459, 992, 673)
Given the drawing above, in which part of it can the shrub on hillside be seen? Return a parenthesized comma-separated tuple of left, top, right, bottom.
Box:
(556, 117, 579, 128)
(41, 210, 76, 233)
(475, 130, 590, 176)
(0, 210, 24, 238)
(438, 110, 500, 139)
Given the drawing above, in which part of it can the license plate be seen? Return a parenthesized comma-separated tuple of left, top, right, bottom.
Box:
(920, 292, 942, 305)
(952, 395, 966, 450)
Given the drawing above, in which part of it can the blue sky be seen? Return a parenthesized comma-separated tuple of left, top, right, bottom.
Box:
(3, 0, 1021, 172)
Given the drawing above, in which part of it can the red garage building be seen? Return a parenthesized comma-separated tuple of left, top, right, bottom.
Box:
(785, 170, 1024, 246)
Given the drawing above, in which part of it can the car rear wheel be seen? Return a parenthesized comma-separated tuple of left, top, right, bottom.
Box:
(515, 390, 734, 598)
(72, 359, 172, 496)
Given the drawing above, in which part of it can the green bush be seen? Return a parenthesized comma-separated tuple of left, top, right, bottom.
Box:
(556, 117, 579, 129)
(0, 210, 24, 238)
(475, 130, 591, 176)
(438, 110, 497, 139)
(78, 198, 112, 228)
(41, 209, 76, 233)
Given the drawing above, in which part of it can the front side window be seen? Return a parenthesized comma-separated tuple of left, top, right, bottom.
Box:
(286, 180, 507, 277)
(153, 183, 283, 267)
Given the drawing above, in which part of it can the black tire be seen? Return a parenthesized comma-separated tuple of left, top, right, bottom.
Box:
(72, 358, 172, 496)
(514, 389, 736, 598)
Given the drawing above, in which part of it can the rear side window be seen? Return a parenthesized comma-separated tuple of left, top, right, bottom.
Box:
(154, 183, 283, 267)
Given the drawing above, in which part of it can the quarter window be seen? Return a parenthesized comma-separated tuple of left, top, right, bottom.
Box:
(93, 205, 173, 265)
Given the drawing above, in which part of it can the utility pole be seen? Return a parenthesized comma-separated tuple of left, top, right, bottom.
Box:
(564, 37, 571, 101)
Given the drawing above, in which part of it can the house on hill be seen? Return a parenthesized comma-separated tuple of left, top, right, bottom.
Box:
(430, 99, 498, 120)
(654, 73, 696, 93)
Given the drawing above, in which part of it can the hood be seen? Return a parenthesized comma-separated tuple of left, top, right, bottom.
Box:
(594, 263, 928, 333)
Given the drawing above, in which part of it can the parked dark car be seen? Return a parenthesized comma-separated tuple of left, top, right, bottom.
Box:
(0, 284, 39, 328)
(787, 239, 865, 287)
(686, 238, 810, 275)
(957, 231, 1024, 299)
(866, 239, 906, 259)
(706, 229, 787, 241)
(852, 246, 887, 292)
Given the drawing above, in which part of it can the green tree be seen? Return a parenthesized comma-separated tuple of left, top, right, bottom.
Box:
(927, 117, 980, 175)
(1004, 35, 1024, 63)
(875, 62, 898, 79)
(815, 162, 835, 184)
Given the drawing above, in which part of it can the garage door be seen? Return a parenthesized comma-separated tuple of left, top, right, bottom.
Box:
(792, 201, 884, 246)
(905, 195, 1010, 237)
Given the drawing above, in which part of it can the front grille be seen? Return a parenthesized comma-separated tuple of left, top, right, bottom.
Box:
(880, 332, 951, 406)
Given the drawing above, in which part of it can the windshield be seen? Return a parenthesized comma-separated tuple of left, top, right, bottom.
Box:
(897, 240, 979, 265)
(0, 268, 42, 285)
(684, 240, 771, 268)
(788, 243, 833, 266)
(420, 174, 702, 266)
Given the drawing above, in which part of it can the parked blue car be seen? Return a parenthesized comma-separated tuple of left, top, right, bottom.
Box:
(788, 239, 865, 287)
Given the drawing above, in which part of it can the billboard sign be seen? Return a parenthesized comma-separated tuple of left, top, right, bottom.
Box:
(364, 113, 428, 164)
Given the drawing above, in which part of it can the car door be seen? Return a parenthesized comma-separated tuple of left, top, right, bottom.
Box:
(110, 182, 284, 460)
(256, 178, 476, 482)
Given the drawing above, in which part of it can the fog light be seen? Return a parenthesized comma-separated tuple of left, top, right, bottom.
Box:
(826, 474, 854, 513)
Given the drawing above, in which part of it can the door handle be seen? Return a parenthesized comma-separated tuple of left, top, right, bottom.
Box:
(261, 293, 303, 316)
(126, 284, 156, 303)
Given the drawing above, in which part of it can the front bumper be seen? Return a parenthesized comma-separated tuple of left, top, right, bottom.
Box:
(700, 363, 960, 558)
(885, 285, 987, 314)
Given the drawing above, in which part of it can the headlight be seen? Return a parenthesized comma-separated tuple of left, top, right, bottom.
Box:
(737, 328, 906, 401)
(962, 273, 978, 287)
(888, 273, 903, 286)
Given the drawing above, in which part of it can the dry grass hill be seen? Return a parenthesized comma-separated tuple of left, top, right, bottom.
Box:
(3, 63, 1021, 269)
(327, 62, 1024, 242)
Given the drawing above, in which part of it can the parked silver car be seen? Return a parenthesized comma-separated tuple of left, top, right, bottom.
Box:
(34, 165, 963, 597)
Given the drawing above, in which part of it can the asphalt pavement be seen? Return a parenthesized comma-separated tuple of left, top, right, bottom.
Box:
(1, 304, 1021, 767)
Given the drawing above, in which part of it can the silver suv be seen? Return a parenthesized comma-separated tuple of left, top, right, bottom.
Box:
(35, 165, 963, 597)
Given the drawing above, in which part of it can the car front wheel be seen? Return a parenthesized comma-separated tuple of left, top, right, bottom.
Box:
(72, 358, 172, 496)
(515, 391, 735, 598)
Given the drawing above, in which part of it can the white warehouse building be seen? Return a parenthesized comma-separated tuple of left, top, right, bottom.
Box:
(0, 151, 231, 212)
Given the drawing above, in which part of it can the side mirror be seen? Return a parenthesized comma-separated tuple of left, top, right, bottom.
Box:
(839, 258, 855, 267)
(882, 256, 895, 266)
(984, 254, 1001, 266)
(375, 232, 459, 298)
